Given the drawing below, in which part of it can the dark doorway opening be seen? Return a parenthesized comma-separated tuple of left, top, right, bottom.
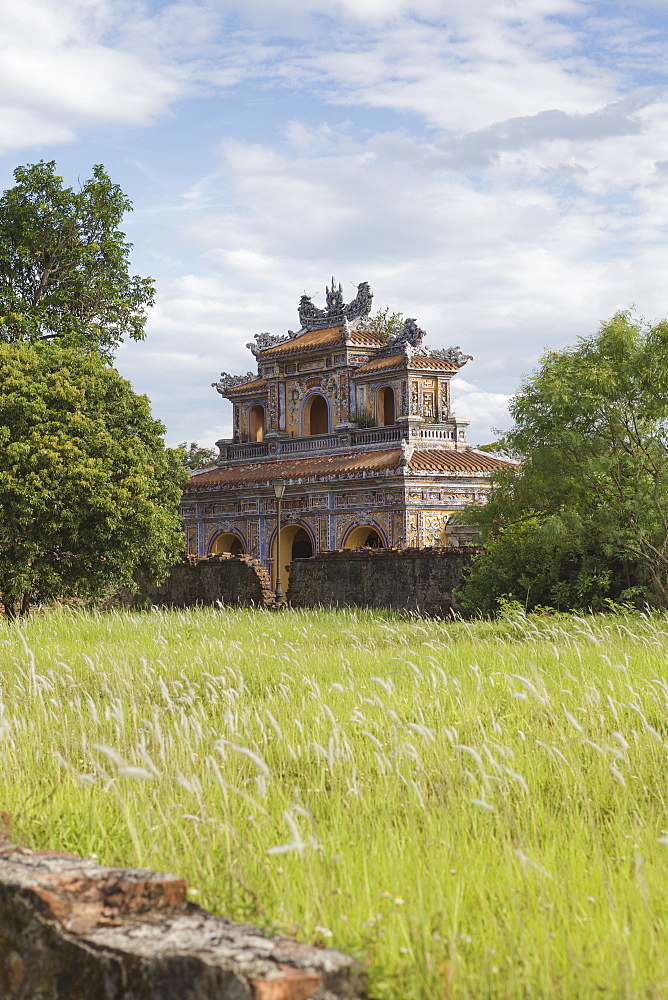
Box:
(363, 530, 383, 548)
(305, 394, 329, 435)
(292, 528, 313, 559)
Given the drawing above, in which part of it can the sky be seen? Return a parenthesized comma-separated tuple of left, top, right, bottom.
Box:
(2, 0, 668, 448)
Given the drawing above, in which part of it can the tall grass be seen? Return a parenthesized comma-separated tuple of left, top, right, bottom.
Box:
(2, 606, 668, 998)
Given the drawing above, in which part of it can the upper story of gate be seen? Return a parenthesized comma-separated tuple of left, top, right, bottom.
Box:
(212, 278, 475, 463)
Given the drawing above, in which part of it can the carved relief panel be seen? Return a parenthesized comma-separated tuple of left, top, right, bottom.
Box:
(410, 380, 419, 415)
(392, 512, 405, 547)
(423, 511, 450, 546)
(203, 523, 220, 551)
(268, 383, 278, 431)
(339, 373, 348, 421)
(324, 374, 340, 419)
(421, 378, 436, 421)
(288, 381, 302, 432)
(278, 382, 286, 430)
(355, 385, 366, 420)
(439, 379, 450, 421)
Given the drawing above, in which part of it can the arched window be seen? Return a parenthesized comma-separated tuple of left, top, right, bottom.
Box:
(376, 386, 395, 426)
(303, 393, 329, 435)
(249, 404, 265, 442)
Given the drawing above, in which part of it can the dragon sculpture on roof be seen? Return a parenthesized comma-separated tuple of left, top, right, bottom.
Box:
(297, 278, 373, 332)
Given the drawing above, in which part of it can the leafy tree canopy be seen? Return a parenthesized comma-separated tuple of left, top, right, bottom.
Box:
(460, 311, 668, 615)
(364, 306, 404, 343)
(0, 344, 187, 616)
(178, 441, 218, 471)
(0, 161, 154, 359)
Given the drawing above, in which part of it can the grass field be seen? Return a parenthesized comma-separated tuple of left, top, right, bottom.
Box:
(2, 606, 668, 999)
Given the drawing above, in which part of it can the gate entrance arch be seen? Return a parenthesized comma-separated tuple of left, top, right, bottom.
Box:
(343, 525, 385, 549)
(210, 532, 245, 555)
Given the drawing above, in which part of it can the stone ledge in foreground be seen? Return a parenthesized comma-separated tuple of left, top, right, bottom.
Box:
(0, 838, 365, 1000)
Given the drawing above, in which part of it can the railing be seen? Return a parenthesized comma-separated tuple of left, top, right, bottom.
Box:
(278, 435, 339, 454)
(417, 426, 456, 441)
(220, 423, 464, 465)
(350, 426, 402, 446)
(226, 441, 270, 461)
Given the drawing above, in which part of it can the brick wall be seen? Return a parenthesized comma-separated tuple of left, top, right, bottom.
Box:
(286, 547, 480, 615)
(0, 817, 364, 1000)
(138, 554, 273, 609)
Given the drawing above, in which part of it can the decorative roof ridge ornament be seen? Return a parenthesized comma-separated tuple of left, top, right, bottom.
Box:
(400, 440, 415, 466)
(297, 278, 373, 332)
(430, 346, 474, 368)
(212, 371, 256, 395)
(376, 317, 473, 368)
(376, 317, 429, 358)
(247, 331, 291, 356)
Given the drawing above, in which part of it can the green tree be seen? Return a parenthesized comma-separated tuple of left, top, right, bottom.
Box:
(0, 161, 154, 359)
(0, 343, 187, 616)
(461, 311, 668, 614)
(178, 441, 218, 471)
(364, 306, 404, 343)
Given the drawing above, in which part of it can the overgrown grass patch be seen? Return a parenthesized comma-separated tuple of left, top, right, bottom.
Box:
(2, 606, 668, 998)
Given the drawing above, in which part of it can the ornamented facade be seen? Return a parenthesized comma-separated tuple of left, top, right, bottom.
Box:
(181, 279, 509, 582)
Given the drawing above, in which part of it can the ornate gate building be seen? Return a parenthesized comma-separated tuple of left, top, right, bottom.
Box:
(180, 279, 509, 583)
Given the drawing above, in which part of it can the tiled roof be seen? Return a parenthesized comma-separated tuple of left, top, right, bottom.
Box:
(351, 353, 458, 376)
(224, 377, 267, 397)
(184, 447, 511, 492)
(407, 355, 459, 371)
(185, 449, 401, 490)
(350, 355, 406, 375)
(258, 326, 384, 358)
(409, 449, 511, 473)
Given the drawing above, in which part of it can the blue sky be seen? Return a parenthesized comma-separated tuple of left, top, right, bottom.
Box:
(2, 0, 668, 447)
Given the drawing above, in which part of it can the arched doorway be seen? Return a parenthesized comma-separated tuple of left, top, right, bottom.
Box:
(303, 393, 329, 435)
(210, 532, 245, 555)
(270, 523, 315, 588)
(249, 404, 265, 442)
(291, 528, 313, 559)
(376, 386, 395, 426)
(343, 525, 385, 549)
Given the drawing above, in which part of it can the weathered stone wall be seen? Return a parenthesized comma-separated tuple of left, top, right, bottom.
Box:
(286, 547, 480, 615)
(0, 818, 364, 1000)
(138, 554, 273, 609)
(135, 548, 479, 614)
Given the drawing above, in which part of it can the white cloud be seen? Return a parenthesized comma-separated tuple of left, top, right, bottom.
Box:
(0, 0, 199, 154)
(451, 380, 512, 446)
(126, 62, 668, 444)
(3, 0, 668, 451)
